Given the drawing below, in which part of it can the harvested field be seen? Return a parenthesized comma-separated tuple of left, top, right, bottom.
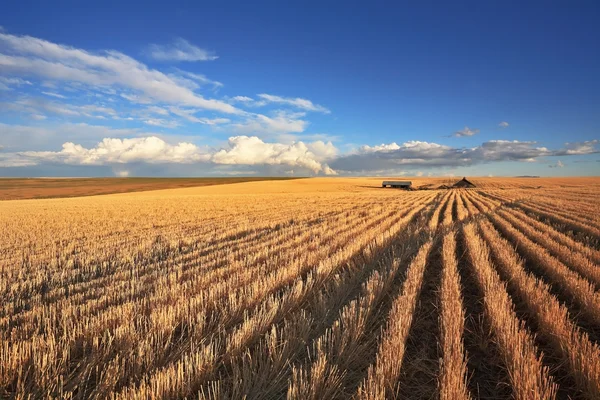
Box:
(0, 177, 299, 200)
(1, 177, 599, 399)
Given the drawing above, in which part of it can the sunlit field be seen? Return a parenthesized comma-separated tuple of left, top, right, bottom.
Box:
(1, 177, 599, 399)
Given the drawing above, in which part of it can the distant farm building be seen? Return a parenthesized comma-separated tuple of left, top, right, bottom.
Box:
(382, 181, 412, 189)
(452, 177, 476, 188)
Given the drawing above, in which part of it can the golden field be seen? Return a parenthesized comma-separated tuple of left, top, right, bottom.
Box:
(1, 177, 599, 399)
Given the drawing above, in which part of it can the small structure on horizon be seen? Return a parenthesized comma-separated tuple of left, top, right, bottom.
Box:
(382, 180, 412, 189)
(452, 177, 476, 188)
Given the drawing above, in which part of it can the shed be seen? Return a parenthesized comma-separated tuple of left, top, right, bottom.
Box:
(453, 177, 476, 188)
(382, 181, 412, 189)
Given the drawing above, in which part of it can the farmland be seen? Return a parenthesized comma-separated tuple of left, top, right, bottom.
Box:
(0, 177, 299, 201)
(1, 177, 599, 399)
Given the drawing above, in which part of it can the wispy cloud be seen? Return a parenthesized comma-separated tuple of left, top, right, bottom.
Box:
(549, 160, 564, 168)
(499, 121, 509, 128)
(230, 95, 254, 103)
(147, 38, 218, 62)
(453, 126, 480, 137)
(232, 111, 308, 135)
(143, 118, 181, 129)
(171, 69, 223, 89)
(0, 32, 238, 114)
(256, 93, 330, 113)
(0, 76, 32, 90)
(41, 91, 67, 99)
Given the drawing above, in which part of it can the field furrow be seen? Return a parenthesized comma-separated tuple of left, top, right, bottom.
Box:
(1, 178, 599, 399)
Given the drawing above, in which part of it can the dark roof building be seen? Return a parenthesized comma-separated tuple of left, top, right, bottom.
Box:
(453, 177, 476, 188)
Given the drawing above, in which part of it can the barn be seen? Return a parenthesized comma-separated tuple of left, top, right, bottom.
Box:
(453, 177, 476, 188)
(382, 181, 412, 189)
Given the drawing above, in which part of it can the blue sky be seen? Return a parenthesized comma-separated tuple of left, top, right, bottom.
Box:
(0, 1, 599, 177)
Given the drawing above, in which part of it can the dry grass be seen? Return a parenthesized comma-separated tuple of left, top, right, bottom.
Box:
(0, 177, 298, 200)
(0, 177, 599, 399)
(438, 231, 470, 400)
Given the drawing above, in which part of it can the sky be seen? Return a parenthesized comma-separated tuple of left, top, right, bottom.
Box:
(0, 1, 599, 177)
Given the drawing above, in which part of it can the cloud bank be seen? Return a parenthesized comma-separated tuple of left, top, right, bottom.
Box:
(2, 131, 597, 176)
(7, 135, 338, 175)
(329, 139, 599, 173)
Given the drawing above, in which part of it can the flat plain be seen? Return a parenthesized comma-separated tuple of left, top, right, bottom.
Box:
(0, 177, 299, 200)
(1, 177, 599, 399)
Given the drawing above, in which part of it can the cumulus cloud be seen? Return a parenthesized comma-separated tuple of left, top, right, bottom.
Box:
(359, 142, 401, 153)
(20, 137, 210, 165)
(453, 126, 480, 137)
(0, 32, 238, 114)
(148, 38, 218, 62)
(499, 121, 509, 128)
(3, 131, 598, 176)
(554, 140, 599, 155)
(256, 94, 330, 113)
(4, 135, 338, 175)
(212, 136, 336, 174)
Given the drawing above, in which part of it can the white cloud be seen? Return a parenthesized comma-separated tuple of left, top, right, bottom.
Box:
(41, 91, 67, 99)
(167, 106, 230, 125)
(21, 136, 210, 165)
(171, 69, 223, 89)
(554, 140, 599, 155)
(148, 38, 218, 62)
(212, 136, 336, 174)
(233, 111, 308, 135)
(5, 98, 118, 119)
(359, 142, 401, 153)
(256, 93, 330, 113)
(549, 160, 565, 168)
(453, 126, 480, 137)
(146, 106, 170, 116)
(499, 121, 509, 128)
(143, 118, 180, 129)
(30, 114, 47, 120)
(0, 32, 238, 114)
(0, 76, 32, 90)
(3, 129, 598, 176)
(3, 132, 338, 175)
(0, 122, 157, 151)
(231, 95, 253, 103)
